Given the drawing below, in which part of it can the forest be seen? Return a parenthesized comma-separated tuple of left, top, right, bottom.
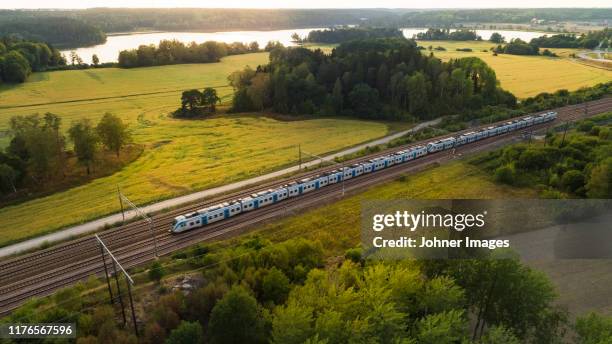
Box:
(384, 8, 612, 27)
(305, 27, 403, 43)
(415, 28, 482, 41)
(229, 38, 516, 120)
(6, 233, 612, 343)
(0, 36, 65, 83)
(117, 40, 260, 68)
(0, 12, 106, 48)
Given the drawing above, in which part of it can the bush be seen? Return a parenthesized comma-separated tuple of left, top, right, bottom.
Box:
(561, 170, 584, 194)
(494, 164, 515, 185)
(148, 261, 165, 283)
(165, 321, 203, 344)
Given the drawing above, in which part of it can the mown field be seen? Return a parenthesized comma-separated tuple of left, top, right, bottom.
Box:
(418, 40, 612, 98)
(0, 53, 393, 246)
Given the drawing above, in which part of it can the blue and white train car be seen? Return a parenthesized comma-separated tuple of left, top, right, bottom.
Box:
(441, 137, 456, 149)
(299, 178, 318, 194)
(362, 161, 374, 174)
(427, 140, 445, 153)
(412, 145, 428, 158)
(351, 164, 365, 177)
(316, 174, 329, 188)
(327, 170, 342, 184)
(370, 158, 386, 171)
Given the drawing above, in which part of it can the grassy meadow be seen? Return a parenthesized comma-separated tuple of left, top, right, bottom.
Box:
(418, 40, 612, 98)
(0, 52, 393, 246)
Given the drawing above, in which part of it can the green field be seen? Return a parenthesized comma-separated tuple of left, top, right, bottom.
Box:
(418, 40, 612, 98)
(0, 53, 392, 246)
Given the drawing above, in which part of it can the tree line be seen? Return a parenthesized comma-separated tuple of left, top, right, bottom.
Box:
(415, 28, 482, 41)
(0, 36, 66, 83)
(117, 40, 260, 68)
(0, 12, 106, 48)
(228, 37, 516, 121)
(7, 8, 611, 36)
(305, 27, 404, 44)
(529, 28, 611, 49)
(0, 113, 130, 196)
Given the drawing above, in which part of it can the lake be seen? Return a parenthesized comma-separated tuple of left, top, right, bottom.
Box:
(62, 28, 549, 64)
(61, 28, 321, 64)
(401, 28, 548, 42)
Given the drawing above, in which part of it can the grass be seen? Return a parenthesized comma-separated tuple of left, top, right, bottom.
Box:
(0, 52, 394, 247)
(418, 40, 612, 98)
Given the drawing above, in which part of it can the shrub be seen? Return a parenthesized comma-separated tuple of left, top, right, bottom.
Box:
(494, 164, 515, 185)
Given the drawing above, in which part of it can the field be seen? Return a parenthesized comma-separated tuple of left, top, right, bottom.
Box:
(418, 40, 612, 98)
(0, 53, 393, 246)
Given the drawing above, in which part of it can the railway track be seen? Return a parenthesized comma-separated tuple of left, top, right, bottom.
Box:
(0, 97, 610, 316)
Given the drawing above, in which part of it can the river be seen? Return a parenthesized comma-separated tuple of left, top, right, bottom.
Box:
(62, 28, 549, 64)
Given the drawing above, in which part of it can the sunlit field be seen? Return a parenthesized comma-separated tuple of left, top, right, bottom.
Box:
(420, 40, 612, 98)
(0, 52, 393, 246)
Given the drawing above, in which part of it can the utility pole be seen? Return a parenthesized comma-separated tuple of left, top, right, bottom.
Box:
(117, 185, 125, 223)
(118, 190, 158, 258)
(96, 235, 139, 337)
(298, 144, 302, 171)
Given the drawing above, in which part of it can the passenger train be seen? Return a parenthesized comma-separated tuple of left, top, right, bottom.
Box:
(171, 111, 558, 233)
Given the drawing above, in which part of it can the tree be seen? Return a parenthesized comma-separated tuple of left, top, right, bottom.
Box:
(201, 87, 221, 113)
(165, 321, 203, 344)
(181, 89, 203, 112)
(92, 54, 100, 66)
(96, 113, 130, 157)
(489, 32, 505, 44)
(9, 113, 65, 181)
(68, 119, 99, 174)
(2, 51, 31, 83)
(271, 302, 314, 344)
(208, 286, 265, 344)
(348, 83, 380, 118)
(291, 32, 301, 43)
(406, 71, 429, 116)
(148, 261, 166, 283)
(448, 257, 566, 342)
(0, 163, 18, 193)
(331, 78, 343, 114)
(586, 158, 612, 198)
(262, 267, 291, 304)
(417, 310, 467, 344)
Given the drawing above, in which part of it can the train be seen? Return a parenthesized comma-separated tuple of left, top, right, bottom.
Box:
(171, 111, 558, 233)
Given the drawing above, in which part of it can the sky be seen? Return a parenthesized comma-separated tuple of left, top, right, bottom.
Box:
(2, 0, 610, 9)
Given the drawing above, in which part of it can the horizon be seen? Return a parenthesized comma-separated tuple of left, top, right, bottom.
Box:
(2, 1, 611, 10)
